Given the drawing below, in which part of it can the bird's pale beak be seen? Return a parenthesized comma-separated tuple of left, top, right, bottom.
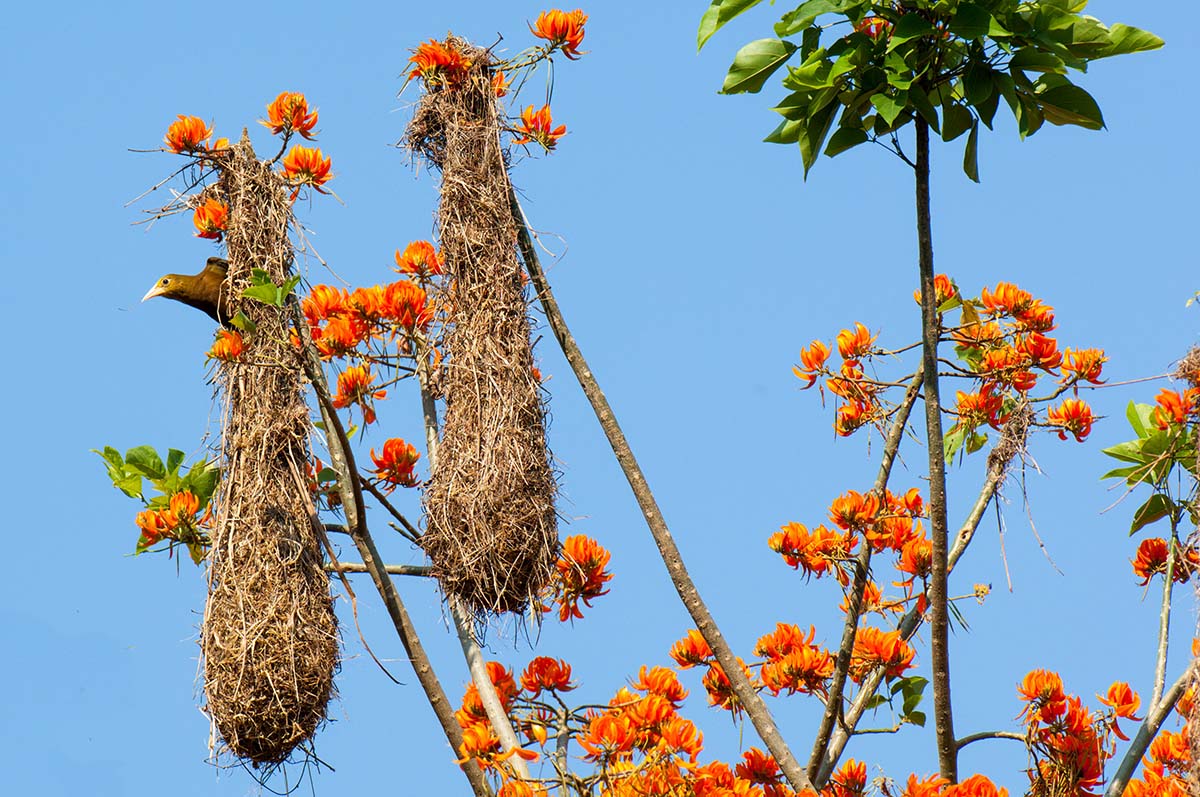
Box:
(142, 285, 165, 303)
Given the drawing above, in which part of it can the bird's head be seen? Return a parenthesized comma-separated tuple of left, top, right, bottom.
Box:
(141, 257, 230, 323)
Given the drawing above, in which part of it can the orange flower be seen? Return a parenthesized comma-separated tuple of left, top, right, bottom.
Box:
(952, 320, 1005, 350)
(514, 104, 567, 150)
(901, 774, 949, 797)
(192, 197, 228, 241)
(768, 522, 857, 582)
(1060, 347, 1106, 384)
(382, 280, 431, 330)
(855, 16, 893, 40)
(912, 273, 957, 306)
(312, 314, 369, 358)
(954, 383, 1007, 431)
(1047, 398, 1095, 442)
(657, 716, 703, 761)
(669, 629, 713, 669)
(1132, 538, 1199, 585)
(756, 625, 834, 697)
(578, 712, 633, 763)
(369, 438, 421, 490)
(1016, 332, 1062, 371)
(835, 400, 875, 437)
(1099, 681, 1142, 740)
(282, 145, 333, 193)
(827, 361, 878, 404)
(1151, 387, 1200, 429)
(491, 69, 510, 98)
(530, 9, 588, 59)
(408, 39, 470, 87)
(829, 490, 880, 532)
(849, 626, 915, 682)
(1147, 728, 1190, 772)
(550, 534, 613, 621)
(633, 665, 688, 706)
(981, 281, 1033, 318)
(736, 748, 781, 785)
(303, 284, 349, 325)
(394, 240, 443, 278)
(793, 339, 831, 388)
(521, 657, 575, 696)
(135, 508, 176, 546)
(980, 346, 1037, 392)
(943, 775, 1008, 797)
(1017, 669, 1067, 725)
(836, 322, 876, 362)
(332, 364, 386, 424)
(164, 114, 213, 153)
(828, 759, 867, 797)
(169, 490, 199, 521)
(260, 91, 319, 139)
(896, 536, 933, 586)
(1014, 299, 1055, 332)
(206, 329, 245, 362)
(700, 657, 755, 715)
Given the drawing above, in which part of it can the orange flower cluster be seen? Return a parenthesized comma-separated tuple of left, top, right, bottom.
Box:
(1151, 387, 1200, 429)
(369, 438, 421, 490)
(395, 240, 444, 279)
(1016, 669, 1134, 795)
(331, 364, 386, 424)
(821, 322, 882, 436)
(669, 629, 714, 669)
(530, 9, 588, 59)
(134, 491, 208, 549)
(301, 279, 432, 359)
(768, 521, 858, 583)
(1061, 348, 1107, 385)
(164, 115, 215, 153)
(514, 104, 567, 150)
(848, 626, 915, 683)
(260, 91, 319, 140)
(192, 197, 228, 241)
(755, 623, 834, 697)
(206, 329, 244, 362)
(1125, 724, 1190, 796)
(544, 534, 614, 621)
(793, 340, 831, 389)
(1047, 398, 1095, 442)
(1131, 538, 1200, 585)
(282, 145, 333, 195)
(454, 661, 539, 774)
(954, 383, 1008, 432)
(409, 39, 470, 88)
(521, 657, 575, 697)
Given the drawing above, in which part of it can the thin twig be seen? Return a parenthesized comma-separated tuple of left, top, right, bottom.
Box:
(954, 730, 1024, 750)
(325, 562, 432, 577)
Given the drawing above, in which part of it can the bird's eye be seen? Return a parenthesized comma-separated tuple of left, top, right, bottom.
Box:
(161, 278, 170, 286)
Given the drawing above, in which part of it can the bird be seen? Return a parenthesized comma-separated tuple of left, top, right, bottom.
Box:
(142, 256, 232, 324)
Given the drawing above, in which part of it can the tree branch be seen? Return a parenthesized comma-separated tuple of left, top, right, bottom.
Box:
(511, 189, 814, 794)
(807, 370, 923, 782)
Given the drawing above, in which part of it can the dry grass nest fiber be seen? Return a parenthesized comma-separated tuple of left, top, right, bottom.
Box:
(201, 135, 338, 765)
(408, 39, 559, 616)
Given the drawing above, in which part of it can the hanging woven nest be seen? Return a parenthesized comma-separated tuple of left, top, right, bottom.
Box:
(200, 133, 339, 765)
(407, 38, 559, 616)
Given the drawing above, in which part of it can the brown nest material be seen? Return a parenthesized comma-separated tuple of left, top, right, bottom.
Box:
(200, 133, 339, 765)
(1176, 345, 1200, 389)
(408, 39, 559, 616)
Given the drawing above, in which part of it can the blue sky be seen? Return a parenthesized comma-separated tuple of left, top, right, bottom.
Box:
(2, 1, 1195, 794)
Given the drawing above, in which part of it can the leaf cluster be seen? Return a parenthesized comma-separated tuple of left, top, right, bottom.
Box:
(1102, 402, 1199, 535)
(701, 0, 1162, 179)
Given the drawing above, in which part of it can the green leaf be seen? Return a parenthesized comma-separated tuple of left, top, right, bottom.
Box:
(249, 268, 274, 285)
(944, 426, 967, 464)
(942, 101, 973, 141)
(963, 62, 994, 106)
(125, 445, 165, 480)
(1126, 401, 1155, 438)
(1098, 24, 1164, 58)
(1131, 493, 1173, 534)
(870, 91, 907, 126)
(116, 474, 144, 499)
(908, 85, 940, 133)
(1034, 77, 1105, 130)
(721, 38, 799, 94)
(905, 710, 927, 727)
(183, 459, 220, 505)
(785, 49, 833, 90)
(316, 467, 340, 484)
(775, 0, 863, 37)
(764, 117, 805, 144)
(1009, 48, 1067, 75)
(166, 448, 185, 476)
(963, 120, 980, 182)
(966, 429, 987, 453)
(949, 3, 991, 40)
(799, 100, 839, 177)
(242, 283, 284, 305)
(229, 311, 257, 333)
(863, 693, 889, 711)
(1101, 439, 1148, 466)
(698, 0, 766, 50)
(888, 14, 933, 49)
(825, 126, 868, 156)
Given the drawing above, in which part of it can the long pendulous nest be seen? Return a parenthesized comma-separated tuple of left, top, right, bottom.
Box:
(408, 39, 559, 616)
(201, 134, 338, 765)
